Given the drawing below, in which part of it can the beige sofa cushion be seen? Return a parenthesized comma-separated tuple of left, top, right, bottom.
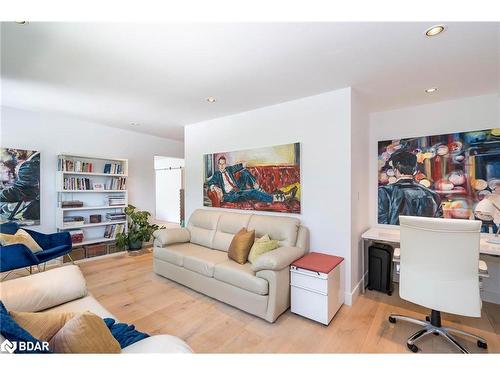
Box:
(214, 260, 268, 295)
(187, 209, 221, 248)
(212, 212, 252, 251)
(153, 242, 208, 267)
(153, 228, 190, 247)
(183, 248, 228, 277)
(0, 265, 87, 312)
(46, 295, 116, 320)
(247, 215, 300, 247)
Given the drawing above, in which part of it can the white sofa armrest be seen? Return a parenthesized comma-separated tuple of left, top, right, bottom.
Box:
(251, 246, 306, 272)
(153, 228, 190, 247)
(0, 265, 87, 312)
(120, 335, 193, 353)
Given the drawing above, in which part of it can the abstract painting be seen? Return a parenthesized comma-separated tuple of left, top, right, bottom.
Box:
(204, 143, 301, 213)
(0, 148, 40, 225)
(377, 129, 500, 232)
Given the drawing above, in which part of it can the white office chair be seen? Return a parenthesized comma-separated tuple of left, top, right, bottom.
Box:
(389, 216, 488, 353)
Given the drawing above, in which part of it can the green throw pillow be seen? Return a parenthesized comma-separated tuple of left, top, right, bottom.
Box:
(248, 234, 279, 264)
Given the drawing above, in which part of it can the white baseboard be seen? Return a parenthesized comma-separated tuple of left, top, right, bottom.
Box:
(344, 274, 366, 306)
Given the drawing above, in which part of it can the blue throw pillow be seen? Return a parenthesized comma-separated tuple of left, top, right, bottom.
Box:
(0, 301, 51, 354)
(103, 318, 149, 349)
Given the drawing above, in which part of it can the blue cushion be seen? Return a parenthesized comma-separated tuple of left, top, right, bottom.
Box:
(103, 318, 149, 349)
(0, 301, 51, 353)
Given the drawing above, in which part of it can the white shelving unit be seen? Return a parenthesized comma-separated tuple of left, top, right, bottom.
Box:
(56, 153, 128, 248)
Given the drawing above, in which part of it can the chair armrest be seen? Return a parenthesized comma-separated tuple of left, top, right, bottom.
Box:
(251, 246, 306, 272)
(23, 229, 71, 250)
(153, 228, 190, 247)
(0, 244, 38, 272)
(0, 265, 87, 312)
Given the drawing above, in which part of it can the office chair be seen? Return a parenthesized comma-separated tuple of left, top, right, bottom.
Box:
(389, 216, 488, 353)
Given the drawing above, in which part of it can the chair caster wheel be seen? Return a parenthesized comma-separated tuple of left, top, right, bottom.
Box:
(432, 332, 439, 336)
(387, 291, 392, 296)
(388, 316, 396, 324)
(367, 286, 373, 291)
(477, 340, 487, 349)
(425, 316, 430, 322)
(407, 343, 419, 353)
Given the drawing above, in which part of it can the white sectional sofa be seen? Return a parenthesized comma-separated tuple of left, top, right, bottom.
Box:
(0, 265, 192, 353)
(153, 209, 309, 323)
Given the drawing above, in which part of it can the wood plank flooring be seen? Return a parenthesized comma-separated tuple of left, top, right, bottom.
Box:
(78, 251, 500, 353)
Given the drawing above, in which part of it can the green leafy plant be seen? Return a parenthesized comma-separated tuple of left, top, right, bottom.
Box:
(115, 205, 163, 250)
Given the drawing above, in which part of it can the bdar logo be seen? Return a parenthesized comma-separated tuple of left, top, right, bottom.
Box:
(1, 339, 17, 353)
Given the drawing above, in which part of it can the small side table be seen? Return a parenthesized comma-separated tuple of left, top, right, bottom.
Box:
(290, 252, 344, 325)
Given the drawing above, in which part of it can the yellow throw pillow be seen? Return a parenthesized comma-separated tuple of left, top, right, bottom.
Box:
(248, 234, 279, 264)
(0, 229, 43, 253)
(49, 312, 121, 354)
(11, 311, 77, 342)
(228, 228, 255, 264)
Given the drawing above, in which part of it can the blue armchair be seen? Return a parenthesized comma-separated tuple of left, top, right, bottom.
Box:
(0, 222, 73, 275)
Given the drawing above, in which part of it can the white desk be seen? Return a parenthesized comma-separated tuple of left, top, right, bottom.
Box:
(360, 227, 500, 293)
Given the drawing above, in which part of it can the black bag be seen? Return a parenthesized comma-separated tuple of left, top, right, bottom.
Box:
(368, 243, 393, 295)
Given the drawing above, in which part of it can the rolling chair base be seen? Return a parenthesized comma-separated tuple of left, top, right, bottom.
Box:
(389, 310, 487, 354)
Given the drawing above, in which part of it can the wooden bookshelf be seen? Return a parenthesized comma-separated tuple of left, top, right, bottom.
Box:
(56, 153, 128, 251)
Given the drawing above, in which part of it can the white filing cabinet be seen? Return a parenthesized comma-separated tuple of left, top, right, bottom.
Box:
(290, 253, 345, 325)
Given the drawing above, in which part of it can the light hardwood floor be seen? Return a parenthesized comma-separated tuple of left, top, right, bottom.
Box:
(78, 251, 500, 353)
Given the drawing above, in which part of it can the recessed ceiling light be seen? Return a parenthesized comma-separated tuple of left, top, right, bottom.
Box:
(130, 122, 140, 126)
(425, 25, 446, 37)
(15, 21, 28, 25)
(425, 88, 438, 93)
(206, 97, 216, 103)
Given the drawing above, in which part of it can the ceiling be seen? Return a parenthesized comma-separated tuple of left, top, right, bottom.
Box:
(1, 22, 499, 140)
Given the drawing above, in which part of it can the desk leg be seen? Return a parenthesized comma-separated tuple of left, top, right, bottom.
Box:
(361, 239, 367, 294)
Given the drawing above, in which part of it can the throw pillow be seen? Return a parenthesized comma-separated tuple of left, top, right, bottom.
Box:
(10, 311, 76, 342)
(228, 228, 255, 264)
(248, 234, 279, 264)
(49, 312, 121, 353)
(0, 301, 51, 353)
(0, 229, 43, 253)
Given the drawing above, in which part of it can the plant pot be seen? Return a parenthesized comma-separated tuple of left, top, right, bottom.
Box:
(128, 240, 143, 251)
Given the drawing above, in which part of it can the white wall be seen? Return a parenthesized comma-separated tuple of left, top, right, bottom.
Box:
(185, 88, 358, 302)
(369, 93, 500, 303)
(350, 90, 370, 293)
(0, 106, 184, 233)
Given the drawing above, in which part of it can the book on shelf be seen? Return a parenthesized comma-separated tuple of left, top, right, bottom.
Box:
(63, 215, 85, 228)
(105, 177, 126, 190)
(60, 200, 84, 208)
(65, 229, 84, 244)
(104, 223, 125, 239)
(103, 162, 123, 175)
(59, 158, 94, 173)
(63, 177, 92, 191)
(107, 193, 126, 206)
(106, 213, 126, 221)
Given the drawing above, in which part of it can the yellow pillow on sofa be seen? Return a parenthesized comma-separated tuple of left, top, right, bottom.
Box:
(49, 312, 121, 354)
(11, 310, 76, 342)
(0, 229, 43, 253)
(248, 234, 279, 264)
(228, 228, 255, 264)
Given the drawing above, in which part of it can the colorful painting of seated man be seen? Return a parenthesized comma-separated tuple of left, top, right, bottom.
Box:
(378, 128, 500, 233)
(204, 143, 301, 213)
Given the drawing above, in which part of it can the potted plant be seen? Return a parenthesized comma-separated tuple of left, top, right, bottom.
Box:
(115, 205, 162, 251)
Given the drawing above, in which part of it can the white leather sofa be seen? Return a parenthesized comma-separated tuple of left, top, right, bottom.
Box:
(153, 209, 309, 323)
(0, 265, 192, 353)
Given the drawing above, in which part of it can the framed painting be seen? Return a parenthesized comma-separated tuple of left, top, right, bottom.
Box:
(377, 128, 500, 232)
(204, 143, 301, 213)
(0, 148, 41, 226)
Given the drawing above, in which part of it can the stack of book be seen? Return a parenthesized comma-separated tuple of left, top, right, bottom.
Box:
(105, 177, 126, 190)
(60, 200, 84, 208)
(67, 229, 84, 244)
(63, 215, 85, 228)
(108, 194, 126, 206)
(103, 163, 123, 174)
(63, 177, 92, 190)
(104, 223, 125, 239)
(106, 212, 126, 221)
(59, 158, 93, 172)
